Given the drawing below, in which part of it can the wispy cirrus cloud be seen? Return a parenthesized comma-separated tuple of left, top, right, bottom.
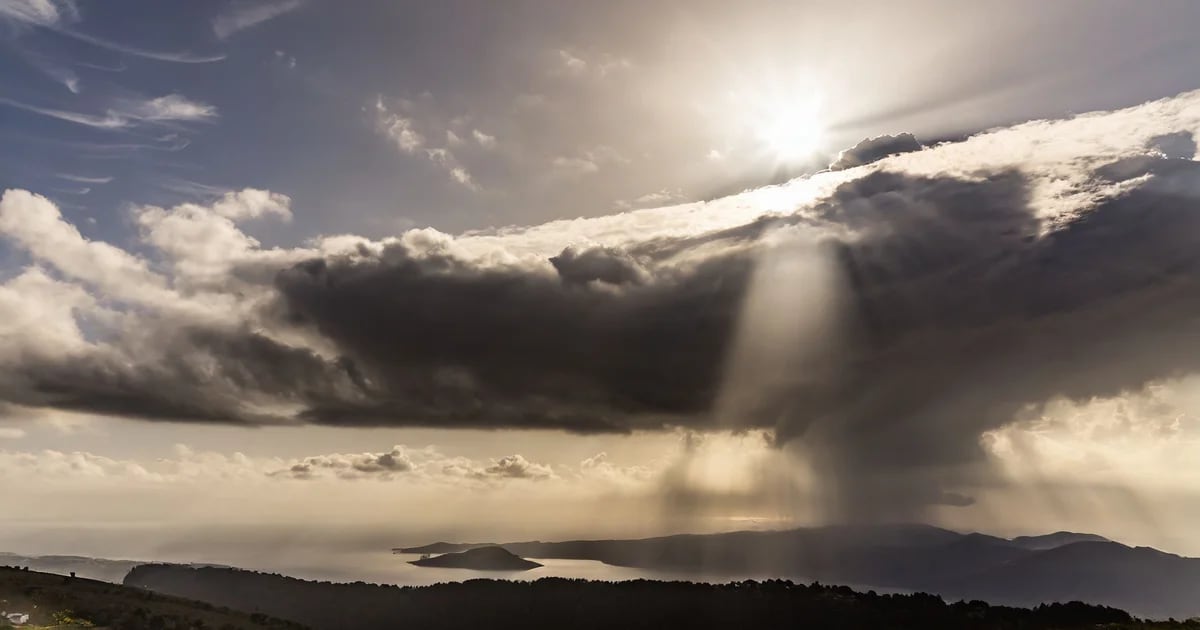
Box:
(0, 0, 77, 27)
(213, 0, 302, 39)
(0, 96, 126, 128)
(0, 93, 217, 129)
(57, 173, 114, 185)
(0, 0, 224, 63)
(374, 96, 477, 189)
(122, 94, 218, 122)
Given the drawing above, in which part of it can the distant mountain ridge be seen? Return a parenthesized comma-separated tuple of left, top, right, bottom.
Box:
(1009, 531, 1111, 550)
(0, 551, 228, 583)
(394, 524, 1200, 619)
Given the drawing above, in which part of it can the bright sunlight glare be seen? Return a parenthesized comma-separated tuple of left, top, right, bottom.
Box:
(754, 98, 825, 162)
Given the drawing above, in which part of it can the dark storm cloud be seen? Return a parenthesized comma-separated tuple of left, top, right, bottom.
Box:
(828, 133, 924, 170)
(274, 238, 749, 431)
(257, 148, 1195, 516)
(549, 246, 647, 286)
(4, 116, 1200, 519)
(0, 325, 360, 425)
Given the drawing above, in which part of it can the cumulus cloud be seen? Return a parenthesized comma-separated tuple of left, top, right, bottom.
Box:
(485, 454, 554, 479)
(265, 445, 560, 483)
(213, 0, 302, 39)
(4, 90, 1200, 519)
(828, 132, 923, 170)
(278, 446, 415, 480)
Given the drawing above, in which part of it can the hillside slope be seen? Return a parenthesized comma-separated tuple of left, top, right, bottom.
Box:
(124, 564, 1200, 630)
(395, 525, 1200, 618)
(0, 566, 305, 629)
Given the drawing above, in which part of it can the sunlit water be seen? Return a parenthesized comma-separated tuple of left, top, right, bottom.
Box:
(250, 552, 866, 590)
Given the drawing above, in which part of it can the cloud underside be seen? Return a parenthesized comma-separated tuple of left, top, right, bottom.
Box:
(4, 90, 1200, 517)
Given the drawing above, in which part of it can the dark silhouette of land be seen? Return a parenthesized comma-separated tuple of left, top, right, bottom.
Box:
(1009, 531, 1111, 550)
(123, 564, 1200, 630)
(395, 524, 1200, 619)
(0, 565, 304, 629)
(0, 551, 146, 583)
(409, 546, 542, 571)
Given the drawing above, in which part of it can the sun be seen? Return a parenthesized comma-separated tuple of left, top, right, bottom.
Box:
(754, 99, 825, 162)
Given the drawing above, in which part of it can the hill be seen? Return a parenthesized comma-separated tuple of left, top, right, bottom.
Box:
(394, 524, 1200, 618)
(0, 552, 229, 584)
(1009, 532, 1111, 550)
(0, 565, 305, 629)
(409, 546, 542, 571)
(0, 552, 145, 584)
(943, 542, 1200, 620)
(123, 564, 1200, 630)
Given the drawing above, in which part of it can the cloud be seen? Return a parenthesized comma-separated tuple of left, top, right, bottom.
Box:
(278, 446, 415, 480)
(554, 49, 631, 78)
(210, 188, 292, 220)
(556, 49, 587, 75)
(0, 427, 25, 439)
(213, 0, 302, 39)
(3, 91, 1200, 519)
(0, 94, 217, 129)
(0, 0, 76, 26)
(267, 445, 557, 483)
(123, 94, 218, 122)
(14, 46, 82, 93)
(55, 28, 225, 63)
(472, 129, 497, 149)
(373, 97, 476, 189)
(0, 1, 223, 63)
(273, 49, 297, 69)
(0, 448, 155, 480)
(616, 188, 687, 210)
(484, 454, 554, 479)
(0, 96, 127, 129)
(549, 245, 648, 287)
(829, 132, 924, 170)
(552, 146, 627, 177)
(57, 174, 113, 185)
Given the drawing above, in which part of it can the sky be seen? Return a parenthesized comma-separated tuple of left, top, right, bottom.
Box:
(4, 0, 1200, 569)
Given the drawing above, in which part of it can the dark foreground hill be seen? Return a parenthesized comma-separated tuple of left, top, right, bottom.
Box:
(124, 564, 1200, 630)
(409, 546, 542, 570)
(0, 552, 146, 583)
(0, 565, 305, 629)
(395, 524, 1200, 618)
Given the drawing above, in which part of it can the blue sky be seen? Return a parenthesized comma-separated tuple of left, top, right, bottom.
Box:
(6, 0, 1200, 250)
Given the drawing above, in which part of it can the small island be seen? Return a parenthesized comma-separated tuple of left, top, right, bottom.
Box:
(409, 546, 543, 571)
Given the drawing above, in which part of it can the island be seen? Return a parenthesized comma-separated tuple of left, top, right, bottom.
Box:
(408, 546, 543, 571)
